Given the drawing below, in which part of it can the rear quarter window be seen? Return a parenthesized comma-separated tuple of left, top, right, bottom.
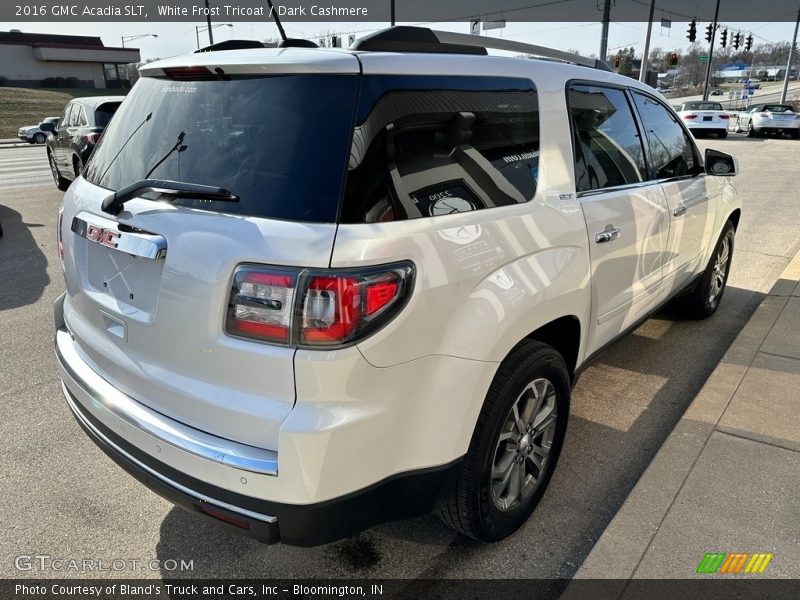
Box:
(340, 76, 540, 224)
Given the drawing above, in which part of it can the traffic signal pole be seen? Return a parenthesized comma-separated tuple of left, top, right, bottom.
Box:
(599, 0, 611, 62)
(780, 2, 800, 103)
(702, 0, 722, 101)
(639, 0, 657, 83)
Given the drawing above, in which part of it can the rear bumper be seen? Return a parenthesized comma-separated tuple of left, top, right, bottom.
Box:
(54, 296, 468, 545)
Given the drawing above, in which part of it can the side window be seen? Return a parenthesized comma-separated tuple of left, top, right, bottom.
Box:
(568, 84, 647, 192)
(76, 106, 88, 127)
(631, 92, 698, 179)
(60, 104, 73, 128)
(341, 77, 540, 223)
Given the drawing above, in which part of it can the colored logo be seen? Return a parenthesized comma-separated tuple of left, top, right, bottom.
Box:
(696, 552, 773, 574)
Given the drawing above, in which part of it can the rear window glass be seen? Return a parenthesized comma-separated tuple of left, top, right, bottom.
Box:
(94, 103, 121, 127)
(83, 75, 358, 222)
(763, 104, 793, 113)
(682, 102, 723, 111)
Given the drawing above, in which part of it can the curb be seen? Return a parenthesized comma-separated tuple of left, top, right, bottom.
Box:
(572, 248, 800, 581)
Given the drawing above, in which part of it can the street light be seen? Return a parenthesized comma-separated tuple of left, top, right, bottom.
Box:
(121, 34, 158, 48)
(196, 23, 233, 49)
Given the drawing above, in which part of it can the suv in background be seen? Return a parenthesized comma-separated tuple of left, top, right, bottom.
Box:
(46, 96, 124, 191)
(17, 116, 59, 144)
(54, 27, 742, 546)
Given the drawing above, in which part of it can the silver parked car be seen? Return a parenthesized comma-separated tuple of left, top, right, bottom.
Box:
(737, 103, 800, 138)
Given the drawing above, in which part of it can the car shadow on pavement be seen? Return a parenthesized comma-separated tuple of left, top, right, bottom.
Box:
(0, 204, 49, 310)
(153, 287, 765, 581)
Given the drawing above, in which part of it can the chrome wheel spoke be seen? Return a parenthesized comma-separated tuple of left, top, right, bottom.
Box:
(490, 377, 559, 512)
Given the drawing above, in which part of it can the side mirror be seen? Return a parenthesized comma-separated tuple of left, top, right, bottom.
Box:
(39, 122, 54, 133)
(705, 148, 737, 177)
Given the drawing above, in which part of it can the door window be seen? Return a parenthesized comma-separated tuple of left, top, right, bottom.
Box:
(631, 92, 699, 179)
(568, 84, 647, 192)
(75, 106, 88, 127)
(60, 104, 74, 128)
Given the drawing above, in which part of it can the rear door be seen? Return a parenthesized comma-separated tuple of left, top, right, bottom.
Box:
(631, 91, 711, 296)
(569, 83, 670, 353)
(61, 58, 360, 450)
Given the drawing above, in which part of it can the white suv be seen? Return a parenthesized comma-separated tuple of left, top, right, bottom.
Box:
(54, 27, 742, 546)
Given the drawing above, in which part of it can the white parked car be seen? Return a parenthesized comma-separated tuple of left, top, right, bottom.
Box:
(54, 27, 742, 546)
(676, 101, 730, 138)
(17, 116, 59, 144)
(736, 103, 800, 138)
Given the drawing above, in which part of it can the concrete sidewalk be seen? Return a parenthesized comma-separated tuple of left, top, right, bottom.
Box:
(575, 249, 800, 581)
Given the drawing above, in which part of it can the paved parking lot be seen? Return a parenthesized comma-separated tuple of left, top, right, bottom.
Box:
(1, 135, 798, 580)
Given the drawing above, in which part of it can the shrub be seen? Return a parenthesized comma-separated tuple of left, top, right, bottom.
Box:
(42, 77, 57, 88)
(55, 76, 66, 88)
(66, 76, 79, 88)
(0, 75, 7, 87)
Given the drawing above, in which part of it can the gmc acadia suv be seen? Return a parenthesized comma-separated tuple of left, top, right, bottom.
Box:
(54, 27, 742, 546)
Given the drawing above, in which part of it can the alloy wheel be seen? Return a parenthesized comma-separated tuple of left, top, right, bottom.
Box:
(709, 235, 730, 304)
(49, 155, 60, 185)
(490, 378, 558, 512)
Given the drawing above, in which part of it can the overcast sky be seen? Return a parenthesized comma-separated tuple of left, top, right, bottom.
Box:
(7, 20, 799, 61)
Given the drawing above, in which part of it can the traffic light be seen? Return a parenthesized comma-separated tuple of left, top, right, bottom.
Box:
(705, 24, 714, 43)
(720, 29, 727, 48)
(733, 32, 741, 49)
(687, 19, 697, 43)
(669, 52, 678, 66)
(614, 55, 621, 68)
(745, 34, 753, 51)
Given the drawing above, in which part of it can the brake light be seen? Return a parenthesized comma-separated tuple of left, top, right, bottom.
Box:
(227, 268, 296, 343)
(226, 262, 414, 348)
(759, 113, 769, 117)
(163, 66, 215, 80)
(683, 114, 698, 120)
(82, 132, 101, 145)
(57, 207, 64, 261)
(719, 114, 729, 120)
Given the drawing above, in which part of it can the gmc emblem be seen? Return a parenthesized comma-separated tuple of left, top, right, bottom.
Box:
(86, 224, 120, 249)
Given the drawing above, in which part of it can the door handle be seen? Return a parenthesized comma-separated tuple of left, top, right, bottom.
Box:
(673, 205, 687, 217)
(595, 227, 620, 244)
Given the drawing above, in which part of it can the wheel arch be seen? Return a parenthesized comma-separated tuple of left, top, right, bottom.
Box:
(506, 315, 582, 380)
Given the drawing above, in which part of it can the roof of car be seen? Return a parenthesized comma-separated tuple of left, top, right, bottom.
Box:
(71, 95, 126, 108)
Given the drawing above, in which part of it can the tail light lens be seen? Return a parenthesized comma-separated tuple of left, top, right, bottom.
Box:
(683, 114, 698, 120)
(719, 114, 729, 120)
(226, 262, 414, 348)
(82, 132, 101, 145)
(759, 113, 769, 117)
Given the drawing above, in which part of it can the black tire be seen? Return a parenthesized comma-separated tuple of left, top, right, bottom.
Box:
(747, 123, 756, 137)
(718, 129, 728, 138)
(440, 340, 570, 542)
(33, 132, 46, 144)
(73, 156, 83, 179)
(673, 220, 735, 320)
(49, 152, 70, 192)
(791, 130, 800, 140)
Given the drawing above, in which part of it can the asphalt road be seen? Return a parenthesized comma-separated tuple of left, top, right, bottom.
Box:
(1, 134, 799, 580)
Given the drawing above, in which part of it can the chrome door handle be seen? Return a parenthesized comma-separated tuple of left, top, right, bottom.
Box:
(595, 227, 620, 244)
(673, 205, 687, 217)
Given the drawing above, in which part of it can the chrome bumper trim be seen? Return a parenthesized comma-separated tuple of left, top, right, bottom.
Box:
(62, 384, 277, 524)
(54, 328, 278, 477)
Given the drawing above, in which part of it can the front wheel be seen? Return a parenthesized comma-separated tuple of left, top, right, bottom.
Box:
(673, 221, 735, 319)
(33, 132, 46, 144)
(49, 153, 70, 191)
(440, 340, 570, 542)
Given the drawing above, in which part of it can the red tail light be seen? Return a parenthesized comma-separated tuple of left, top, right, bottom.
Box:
(82, 132, 101, 145)
(226, 262, 414, 348)
(57, 207, 64, 261)
(719, 114, 729, 120)
(683, 114, 698, 120)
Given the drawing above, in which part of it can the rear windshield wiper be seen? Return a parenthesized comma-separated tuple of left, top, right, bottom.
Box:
(102, 179, 239, 215)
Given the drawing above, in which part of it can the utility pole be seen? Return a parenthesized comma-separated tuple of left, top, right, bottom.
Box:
(205, 0, 214, 44)
(599, 0, 611, 63)
(390, 0, 395, 26)
(639, 0, 656, 83)
(780, 2, 800, 103)
(702, 0, 721, 101)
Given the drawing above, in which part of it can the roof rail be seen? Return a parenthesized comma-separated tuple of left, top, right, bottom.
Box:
(353, 27, 613, 72)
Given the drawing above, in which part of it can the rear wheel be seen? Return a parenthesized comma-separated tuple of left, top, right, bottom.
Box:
(33, 132, 46, 144)
(791, 130, 800, 140)
(49, 152, 70, 191)
(440, 340, 570, 542)
(672, 221, 735, 320)
(718, 129, 728, 138)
